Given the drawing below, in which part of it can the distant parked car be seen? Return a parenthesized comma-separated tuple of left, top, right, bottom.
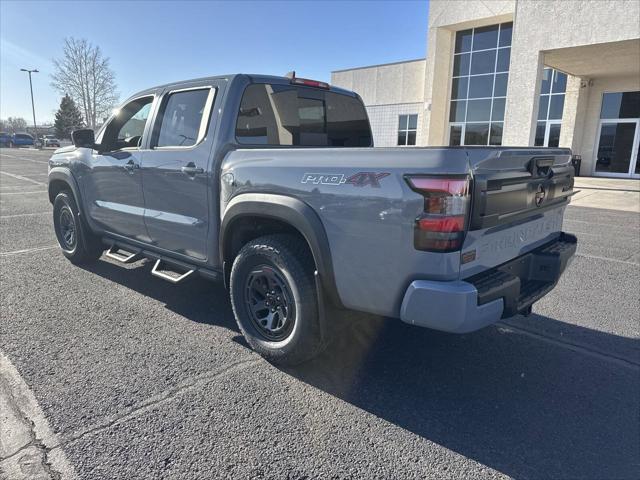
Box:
(0, 132, 11, 147)
(42, 135, 61, 148)
(11, 133, 35, 147)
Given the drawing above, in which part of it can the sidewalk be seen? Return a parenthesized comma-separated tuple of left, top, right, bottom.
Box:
(571, 177, 640, 213)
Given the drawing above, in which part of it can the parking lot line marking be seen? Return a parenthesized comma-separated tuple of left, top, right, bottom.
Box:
(0, 245, 57, 256)
(0, 171, 45, 186)
(565, 218, 640, 229)
(497, 322, 640, 370)
(0, 212, 49, 219)
(575, 253, 639, 266)
(569, 229, 640, 240)
(0, 351, 77, 479)
(0, 190, 48, 195)
(0, 153, 49, 164)
(1, 185, 44, 190)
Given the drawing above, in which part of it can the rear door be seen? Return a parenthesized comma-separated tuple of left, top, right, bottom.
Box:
(140, 82, 219, 261)
(460, 148, 574, 278)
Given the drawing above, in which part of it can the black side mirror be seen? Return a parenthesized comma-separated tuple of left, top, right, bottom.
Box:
(71, 129, 95, 148)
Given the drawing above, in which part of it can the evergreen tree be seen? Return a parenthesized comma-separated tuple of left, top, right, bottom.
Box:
(54, 95, 84, 139)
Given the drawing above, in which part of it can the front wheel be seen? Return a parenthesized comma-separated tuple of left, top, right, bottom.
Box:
(53, 191, 103, 265)
(230, 234, 326, 366)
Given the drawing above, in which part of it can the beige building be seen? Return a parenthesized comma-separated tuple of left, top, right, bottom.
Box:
(332, 0, 640, 178)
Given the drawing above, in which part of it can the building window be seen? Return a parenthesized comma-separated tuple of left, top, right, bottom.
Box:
(448, 22, 512, 146)
(534, 68, 567, 147)
(398, 114, 418, 145)
(594, 91, 640, 176)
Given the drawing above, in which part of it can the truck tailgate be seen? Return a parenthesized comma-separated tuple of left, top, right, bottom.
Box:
(460, 148, 574, 279)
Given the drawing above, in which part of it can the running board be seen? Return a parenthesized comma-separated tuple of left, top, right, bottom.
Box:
(105, 245, 141, 263)
(151, 259, 194, 284)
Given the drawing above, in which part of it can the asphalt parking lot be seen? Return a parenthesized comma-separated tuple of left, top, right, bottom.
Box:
(0, 147, 638, 479)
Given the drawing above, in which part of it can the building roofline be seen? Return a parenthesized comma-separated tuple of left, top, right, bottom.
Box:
(331, 58, 426, 74)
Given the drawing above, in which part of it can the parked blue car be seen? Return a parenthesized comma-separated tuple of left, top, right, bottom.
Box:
(0, 132, 12, 147)
(11, 133, 35, 147)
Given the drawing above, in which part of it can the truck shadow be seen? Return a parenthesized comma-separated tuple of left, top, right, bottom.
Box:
(285, 312, 639, 479)
(81, 258, 639, 480)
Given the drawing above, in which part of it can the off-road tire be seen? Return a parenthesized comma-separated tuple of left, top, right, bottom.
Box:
(230, 234, 326, 366)
(53, 191, 103, 265)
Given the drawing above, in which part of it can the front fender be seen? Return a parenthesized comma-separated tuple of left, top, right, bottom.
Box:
(220, 193, 343, 308)
(48, 167, 87, 218)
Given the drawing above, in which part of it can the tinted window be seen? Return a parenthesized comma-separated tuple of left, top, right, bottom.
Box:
(155, 89, 210, 147)
(236, 84, 372, 147)
(455, 29, 472, 53)
(498, 23, 513, 47)
(451, 77, 468, 99)
(600, 91, 640, 119)
(449, 101, 466, 122)
(15, 134, 32, 140)
(472, 25, 499, 50)
(492, 98, 505, 121)
(470, 50, 496, 75)
(449, 125, 462, 146)
(100, 96, 153, 151)
(119, 102, 151, 140)
(464, 123, 489, 145)
(468, 74, 494, 99)
(397, 114, 418, 146)
(466, 99, 492, 121)
(453, 53, 470, 77)
(548, 94, 565, 120)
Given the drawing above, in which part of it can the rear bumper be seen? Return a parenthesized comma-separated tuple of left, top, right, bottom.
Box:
(400, 232, 577, 333)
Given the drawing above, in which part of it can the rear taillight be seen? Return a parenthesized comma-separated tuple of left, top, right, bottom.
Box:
(405, 175, 470, 252)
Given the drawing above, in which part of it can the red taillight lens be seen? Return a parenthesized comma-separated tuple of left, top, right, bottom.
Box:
(406, 175, 470, 252)
(417, 215, 465, 232)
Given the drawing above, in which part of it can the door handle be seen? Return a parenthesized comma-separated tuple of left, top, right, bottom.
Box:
(181, 164, 204, 176)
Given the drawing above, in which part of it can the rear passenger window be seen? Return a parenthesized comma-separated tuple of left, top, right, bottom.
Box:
(235, 83, 372, 147)
(153, 89, 211, 148)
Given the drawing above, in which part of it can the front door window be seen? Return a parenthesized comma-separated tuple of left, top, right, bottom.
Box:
(595, 91, 640, 177)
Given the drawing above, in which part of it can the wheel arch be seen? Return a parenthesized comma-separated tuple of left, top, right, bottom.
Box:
(48, 168, 81, 205)
(220, 193, 343, 308)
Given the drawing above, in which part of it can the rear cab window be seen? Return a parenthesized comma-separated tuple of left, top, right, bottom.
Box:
(235, 83, 372, 147)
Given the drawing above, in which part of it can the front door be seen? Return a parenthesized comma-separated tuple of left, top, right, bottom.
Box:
(82, 95, 156, 241)
(141, 84, 218, 261)
(594, 91, 640, 178)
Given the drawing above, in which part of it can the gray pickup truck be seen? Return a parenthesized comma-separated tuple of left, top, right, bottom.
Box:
(48, 73, 577, 364)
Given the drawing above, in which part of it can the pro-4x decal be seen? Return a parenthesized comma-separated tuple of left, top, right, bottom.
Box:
(301, 172, 389, 188)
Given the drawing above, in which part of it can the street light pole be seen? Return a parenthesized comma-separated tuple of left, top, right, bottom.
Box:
(20, 68, 39, 148)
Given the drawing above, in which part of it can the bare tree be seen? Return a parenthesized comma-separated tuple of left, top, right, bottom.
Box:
(51, 38, 118, 130)
(4, 117, 28, 133)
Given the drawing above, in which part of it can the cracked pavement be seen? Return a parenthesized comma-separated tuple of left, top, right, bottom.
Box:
(1, 148, 639, 479)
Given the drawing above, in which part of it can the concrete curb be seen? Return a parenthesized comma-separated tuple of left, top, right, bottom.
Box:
(0, 352, 76, 480)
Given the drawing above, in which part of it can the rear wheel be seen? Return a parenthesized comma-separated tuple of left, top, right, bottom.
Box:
(230, 234, 326, 366)
(53, 191, 103, 264)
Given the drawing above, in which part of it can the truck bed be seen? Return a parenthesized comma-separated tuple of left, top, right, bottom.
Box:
(223, 146, 575, 317)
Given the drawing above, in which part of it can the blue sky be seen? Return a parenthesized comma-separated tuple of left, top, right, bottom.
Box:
(0, 0, 428, 123)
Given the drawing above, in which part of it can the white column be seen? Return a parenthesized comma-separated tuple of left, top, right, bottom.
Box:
(502, 51, 544, 146)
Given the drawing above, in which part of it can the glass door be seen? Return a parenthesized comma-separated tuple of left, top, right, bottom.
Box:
(544, 120, 562, 147)
(594, 120, 639, 177)
(594, 91, 640, 178)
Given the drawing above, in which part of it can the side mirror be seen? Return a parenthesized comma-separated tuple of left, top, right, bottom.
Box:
(71, 129, 95, 148)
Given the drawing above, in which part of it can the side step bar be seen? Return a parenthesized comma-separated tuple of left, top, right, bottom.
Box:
(151, 259, 194, 284)
(100, 237, 221, 284)
(105, 245, 142, 263)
